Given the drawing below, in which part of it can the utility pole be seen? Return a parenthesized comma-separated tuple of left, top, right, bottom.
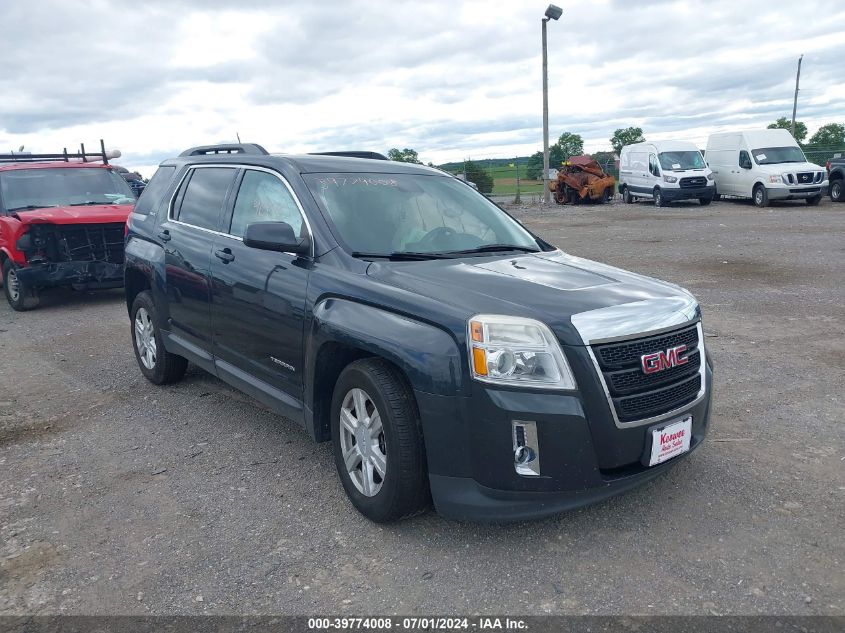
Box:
(542, 17, 550, 203)
(514, 158, 521, 204)
(791, 54, 803, 139)
(540, 5, 562, 203)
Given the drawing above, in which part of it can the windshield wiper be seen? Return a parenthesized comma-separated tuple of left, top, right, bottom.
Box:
(69, 201, 109, 206)
(7, 205, 56, 212)
(445, 244, 540, 255)
(351, 251, 452, 261)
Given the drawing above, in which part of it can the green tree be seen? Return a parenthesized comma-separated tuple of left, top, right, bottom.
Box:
(463, 160, 493, 194)
(807, 123, 845, 147)
(387, 148, 422, 164)
(610, 127, 645, 154)
(556, 132, 584, 162)
(767, 117, 807, 143)
(525, 151, 544, 180)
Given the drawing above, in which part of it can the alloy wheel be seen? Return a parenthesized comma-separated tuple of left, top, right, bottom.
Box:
(7, 268, 20, 302)
(134, 307, 157, 370)
(339, 387, 387, 497)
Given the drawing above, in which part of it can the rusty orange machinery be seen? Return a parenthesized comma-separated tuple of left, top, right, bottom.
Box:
(549, 155, 616, 204)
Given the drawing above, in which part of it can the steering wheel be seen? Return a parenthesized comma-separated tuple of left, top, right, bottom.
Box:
(416, 226, 457, 249)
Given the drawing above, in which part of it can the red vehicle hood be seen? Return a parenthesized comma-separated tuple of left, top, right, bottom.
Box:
(13, 204, 134, 225)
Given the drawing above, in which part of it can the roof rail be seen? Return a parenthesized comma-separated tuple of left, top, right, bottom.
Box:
(0, 139, 118, 165)
(179, 143, 269, 157)
(309, 151, 389, 160)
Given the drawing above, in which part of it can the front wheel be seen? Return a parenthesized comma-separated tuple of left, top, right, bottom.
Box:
(3, 261, 39, 311)
(806, 195, 822, 206)
(653, 188, 666, 207)
(699, 197, 712, 206)
(753, 184, 769, 208)
(331, 358, 430, 522)
(831, 179, 843, 202)
(130, 290, 188, 384)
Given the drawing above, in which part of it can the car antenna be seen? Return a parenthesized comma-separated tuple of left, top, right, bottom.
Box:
(236, 132, 242, 143)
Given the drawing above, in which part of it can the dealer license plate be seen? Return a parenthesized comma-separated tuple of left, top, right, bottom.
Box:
(648, 417, 692, 466)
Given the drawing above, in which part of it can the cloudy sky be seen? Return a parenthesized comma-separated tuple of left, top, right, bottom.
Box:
(1, 0, 843, 175)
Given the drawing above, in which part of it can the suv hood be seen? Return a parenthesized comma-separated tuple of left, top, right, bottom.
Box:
(366, 250, 697, 345)
(12, 204, 134, 225)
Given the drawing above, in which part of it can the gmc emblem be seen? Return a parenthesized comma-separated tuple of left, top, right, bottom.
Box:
(641, 344, 689, 374)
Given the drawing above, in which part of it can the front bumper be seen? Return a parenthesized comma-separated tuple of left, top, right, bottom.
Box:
(14, 260, 124, 289)
(662, 185, 715, 201)
(767, 183, 827, 200)
(416, 359, 713, 522)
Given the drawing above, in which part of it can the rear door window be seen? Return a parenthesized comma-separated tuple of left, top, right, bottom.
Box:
(174, 167, 236, 231)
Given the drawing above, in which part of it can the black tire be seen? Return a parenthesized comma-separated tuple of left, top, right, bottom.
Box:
(699, 197, 712, 206)
(753, 184, 769, 208)
(601, 188, 612, 204)
(713, 190, 721, 201)
(831, 179, 843, 202)
(331, 358, 430, 522)
(2, 260, 39, 311)
(130, 290, 188, 385)
(653, 187, 665, 207)
(806, 195, 822, 206)
(622, 187, 633, 204)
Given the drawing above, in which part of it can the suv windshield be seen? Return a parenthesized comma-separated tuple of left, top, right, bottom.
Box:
(658, 151, 705, 171)
(304, 173, 539, 256)
(0, 167, 136, 212)
(751, 146, 807, 165)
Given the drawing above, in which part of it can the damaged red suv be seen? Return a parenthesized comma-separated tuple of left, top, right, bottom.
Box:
(0, 142, 136, 311)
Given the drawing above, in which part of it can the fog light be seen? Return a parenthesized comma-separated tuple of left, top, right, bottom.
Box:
(512, 420, 540, 477)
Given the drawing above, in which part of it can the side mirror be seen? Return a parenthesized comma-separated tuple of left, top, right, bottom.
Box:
(243, 221, 310, 255)
(740, 158, 752, 169)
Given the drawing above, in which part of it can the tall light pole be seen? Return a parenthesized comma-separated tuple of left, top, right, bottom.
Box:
(791, 54, 803, 139)
(542, 4, 562, 203)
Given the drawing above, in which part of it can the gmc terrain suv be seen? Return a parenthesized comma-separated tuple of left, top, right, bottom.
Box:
(125, 143, 713, 522)
(0, 142, 136, 310)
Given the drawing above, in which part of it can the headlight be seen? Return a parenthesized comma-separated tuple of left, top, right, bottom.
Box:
(467, 315, 577, 389)
(706, 172, 714, 181)
(662, 175, 678, 183)
(768, 175, 781, 184)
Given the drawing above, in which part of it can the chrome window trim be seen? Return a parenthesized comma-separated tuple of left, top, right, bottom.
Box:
(166, 163, 314, 257)
(585, 321, 707, 429)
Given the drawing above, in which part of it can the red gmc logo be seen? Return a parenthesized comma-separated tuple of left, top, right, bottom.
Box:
(641, 344, 689, 374)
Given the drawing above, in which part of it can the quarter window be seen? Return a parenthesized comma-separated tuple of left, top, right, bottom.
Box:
(175, 167, 235, 231)
(229, 170, 303, 238)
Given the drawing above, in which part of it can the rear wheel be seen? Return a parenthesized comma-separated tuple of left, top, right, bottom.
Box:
(622, 187, 633, 204)
(3, 261, 39, 311)
(130, 290, 188, 384)
(331, 358, 430, 522)
(653, 188, 665, 207)
(806, 195, 822, 206)
(753, 184, 769, 207)
(829, 179, 842, 202)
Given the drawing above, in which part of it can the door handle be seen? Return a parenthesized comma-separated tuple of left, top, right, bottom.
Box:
(215, 248, 235, 263)
(158, 229, 171, 242)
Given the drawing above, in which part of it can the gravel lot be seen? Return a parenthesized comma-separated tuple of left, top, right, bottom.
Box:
(1, 197, 843, 616)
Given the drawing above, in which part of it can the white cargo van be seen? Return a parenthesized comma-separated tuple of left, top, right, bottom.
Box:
(705, 129, 827, 207)
(618, 140, 715, 207)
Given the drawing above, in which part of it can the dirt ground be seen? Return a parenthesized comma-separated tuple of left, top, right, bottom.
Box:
(0, 196, 843, 615)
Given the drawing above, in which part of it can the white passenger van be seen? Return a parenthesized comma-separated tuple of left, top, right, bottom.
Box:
(705, 128, 827, 207)
(619, 140, 715, 207)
